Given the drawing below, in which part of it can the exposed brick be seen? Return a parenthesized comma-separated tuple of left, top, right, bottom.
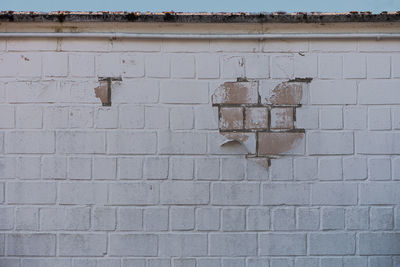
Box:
(263, 82, 304, 105)
(212, 81, 258, 105)
(219, 107, 244, 130)
(245, 107, 268, 129)
(270, 107, 294, 130)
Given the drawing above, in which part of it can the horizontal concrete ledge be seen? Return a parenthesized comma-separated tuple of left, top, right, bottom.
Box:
(1, 32, 400, 40)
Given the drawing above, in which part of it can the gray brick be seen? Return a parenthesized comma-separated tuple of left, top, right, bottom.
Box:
(159, 234, 207, 256)
(16, 207, 39, 230)
(370, 207, 394, 230)
(195, 158, 219, 180)
(221, 158, 245, 180)
(320, 258, 342, 267)
(59, 182, 107, 204)
(221, 258, 244, 267)
(21, 259, 71, 267)
(0, 207, 13, 230)
(360, 182, 400, 204)
(297, 207, 319, 230)
(310, 80, 357, 104)
(0, 157, 15, 178)
(117, 208, 142, 231)
(260, 233, 306, 256)
(7, 234, 56, 256)
(109, 182, 159, 205)
(196, 207, 220, 231)
(170, 157, 194, 180)
(92, 207, 116, 230)
(122, 259, 146, 267)
(117, 157, 142, 180)
(369, 157, 391, 180)
(270, 258, 294, 267)
(146, 259, 170, 267)
(356, 132, 400, 154)
(263, 183, 310, 205)
(93, 157, 117, 180)
(343, 157, 367, 180)
(308, 132, 353, 155)
(143, 207, 169, 231)
(0, 234, 3, 256)
(158, 131, 207, 154)
(209, 233, 257, 256)
(160, 80, 209, 104)
(40, 207, 90, 231)
(369, 256, 392, 267)
(247, 208, 270, 231)
(173, 258, 196, 267)
(345, 207, 369, 230)
(68, 157, 91, 180)
(197, 259, 221, 267)
(247, 258, 269, 267)
(222, 208, 245, 231)
(0, 259, 20, 267)
(312, 182, 357, 205)
(110, 234, 157, 256)
(6, 131, 55, 153)
(7, 182, 56, 204)
(272, 207, 295, 230)
(343, 257, 367, 267)
(295, 258, 318, 267)
(96, 259, 121, 267)
(56, 131, 105, 154)
(309, 233, 355, 255)
(212, 182, 259, 205)
(59, 234, 107, 256)
(107, 131, 157, 154)
(160, 181, 209, 205)
(16, 156, 41, 179)
(143, 157, 169, 179)
(42, 156, 67, 179)
(322, 207, 345, 230)
(170, 207, 194, 230)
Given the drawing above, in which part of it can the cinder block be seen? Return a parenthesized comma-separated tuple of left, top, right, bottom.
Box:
(360, 182, 400, 204)
(42, 156, 67, 179)
(212, 182, 259, 205)
(117, 157, 143, 179)
(117, 207, 142, 231)
(308, 131, 353, 155)
(16, 207, 39, 230)
(6, 131, 55, 153)
(310, 80, 357, 104)
(260, 233, 306, 256)
(158, 131, 207, 155)
(113, 80, 159, 104)
(93, 157, 117, 180)
(247, 208, 270, 230)
(170, 157, 194, 180)
(161, 181, 209, 204)
(196, 54, 220, 79)
(309, 233, 355, 255)
(222, 208, 245, 231)
(318, 157, 342, 181)
(368, 107, 391, 130)
(7, 234, 56, 256)
(159, 234, 207, 256)
(107, 131, 156, 154)
(322, 207, 345, 230)
(69, 54, 95, 77)
(59, 234, 107, 256)
(263, 183, 310, 205)
(346, 207, 369, 230)
(209, 233, 257, 256)
(109, 182, 159, 205)
(297, 207, 319, 230)
(359, 233, 400, 255)
(170, 107, 194, 130)
(343, 54, 366, 78)
(160, 81, 209, 104)
(320, 106, 343, 130)
(7, 182, 56, 204)
(221, 55, 245, 78)
(59, 182, 107, 204)
(196, 207, 220, 230)
(145, 106, 169, 129)
(312, 182, 357, 205)
(318, 54, 342, 79)
(343, 157, 367, 180)
(43, 52, 68, 77)
(170, 207, 194, 230)
(92, 207, 116, 230)
(343, 106, 367, 130)
(272, 207, 295, 230)
(367, 54, 391, 78)
(143, 207, 169, 231)
(245, 55, 269, 78)
(145, 54, 170, 78)
(370, 207, 394, 230)
(43, 106, 69, 129)
(171, 54, 195, 78)
(57, 131, 105, 154)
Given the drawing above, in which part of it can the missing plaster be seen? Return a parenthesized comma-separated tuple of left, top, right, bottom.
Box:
(212, 78, 312, 168)
(94, 77, 122, 106)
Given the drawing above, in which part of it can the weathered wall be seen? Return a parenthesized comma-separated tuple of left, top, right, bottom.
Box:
(0, 30, 399, 267)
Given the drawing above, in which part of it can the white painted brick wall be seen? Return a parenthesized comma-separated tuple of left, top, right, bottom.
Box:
(0, 35, 399, 267)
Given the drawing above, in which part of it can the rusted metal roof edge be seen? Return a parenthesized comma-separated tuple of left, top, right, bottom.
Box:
(1, 11, 400, 23)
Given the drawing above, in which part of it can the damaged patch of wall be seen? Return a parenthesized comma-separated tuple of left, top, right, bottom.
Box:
(212, 78, 311, 167)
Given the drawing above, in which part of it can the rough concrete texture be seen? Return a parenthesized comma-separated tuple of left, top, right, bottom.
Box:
(0, 35, 398, 267)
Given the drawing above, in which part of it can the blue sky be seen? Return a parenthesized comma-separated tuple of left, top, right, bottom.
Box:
(2, 0, 399, 12)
